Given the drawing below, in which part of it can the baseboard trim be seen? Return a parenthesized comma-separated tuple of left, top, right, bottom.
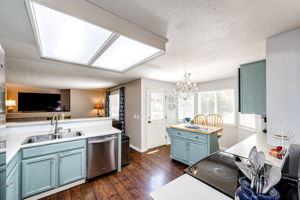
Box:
(24, 179, 85, 200)
(130, 144, 147, 153)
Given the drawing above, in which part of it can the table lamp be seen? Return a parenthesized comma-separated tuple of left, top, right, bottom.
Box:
(6, 99, 16, 113)
(95, 104, 104, 117)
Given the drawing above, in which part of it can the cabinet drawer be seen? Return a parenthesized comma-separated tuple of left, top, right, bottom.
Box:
(173, 130, 188, 138)
(187, 134, 207, 143)
(22, 139, 86, 159)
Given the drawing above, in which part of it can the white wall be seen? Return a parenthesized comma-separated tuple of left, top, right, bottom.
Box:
(197, 77, 254, 149)
(266, 28, 300, 147)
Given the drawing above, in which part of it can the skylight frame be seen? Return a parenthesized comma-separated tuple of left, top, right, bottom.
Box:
(25, 0, 165, 73)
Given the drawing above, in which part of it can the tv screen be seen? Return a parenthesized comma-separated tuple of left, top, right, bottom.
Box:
(18, 92, 61, 112)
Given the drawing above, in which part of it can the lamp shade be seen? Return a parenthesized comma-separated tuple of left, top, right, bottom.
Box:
(95, 104, 104, 109)
(6, 100, 16, 107)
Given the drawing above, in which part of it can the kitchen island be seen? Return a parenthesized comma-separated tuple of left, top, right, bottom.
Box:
(167, 124, 222, 165)
(150, 132, 284, 200)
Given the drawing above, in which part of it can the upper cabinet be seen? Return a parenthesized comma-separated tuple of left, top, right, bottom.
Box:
(239, 60, 266, 115)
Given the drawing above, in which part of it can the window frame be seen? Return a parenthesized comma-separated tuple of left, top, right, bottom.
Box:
(198, 89, 236, 126)
(177, 96, 195, 122)
(109, 91, 120, 120)
(239, 113, 256, 132)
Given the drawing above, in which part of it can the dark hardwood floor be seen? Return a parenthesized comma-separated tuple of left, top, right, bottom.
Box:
(41, 145, 187, 200)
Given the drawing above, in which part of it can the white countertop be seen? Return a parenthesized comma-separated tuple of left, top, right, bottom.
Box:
(5, 125, 121, 164)
(150, 132, 284, 200)
(150, 174, 231, 200)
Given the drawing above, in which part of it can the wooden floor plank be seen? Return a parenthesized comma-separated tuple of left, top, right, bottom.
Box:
(40, 145, 187, 200)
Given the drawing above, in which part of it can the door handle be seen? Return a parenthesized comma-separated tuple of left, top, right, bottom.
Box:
(88, 137, 117, 144)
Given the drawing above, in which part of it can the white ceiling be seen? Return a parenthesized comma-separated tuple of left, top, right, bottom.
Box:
(1, 0, 300, 89)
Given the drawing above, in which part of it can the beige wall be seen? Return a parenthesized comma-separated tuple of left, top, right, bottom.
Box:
(70, 89, 106, 118)
(124, 79, 142, 149)
(6, 83, 106, 120)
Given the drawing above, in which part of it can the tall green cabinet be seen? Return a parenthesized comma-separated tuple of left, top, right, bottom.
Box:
(239, 60, 266, 115)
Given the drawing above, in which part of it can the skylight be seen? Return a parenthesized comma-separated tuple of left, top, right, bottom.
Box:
(26, 0, 165, 72)
(92, 36, 162, 71)
(30, 2, 113, 65)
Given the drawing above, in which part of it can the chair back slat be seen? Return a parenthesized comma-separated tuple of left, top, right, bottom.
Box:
(193, 114, 207, 126)
(206, 114, 223, 137)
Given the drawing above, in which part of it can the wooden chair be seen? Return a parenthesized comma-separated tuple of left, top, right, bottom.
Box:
(193, 114, 207, 126)
(206, 114, 223, 138)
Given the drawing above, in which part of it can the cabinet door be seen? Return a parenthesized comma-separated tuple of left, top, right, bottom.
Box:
(188, 141, 208, 165)
(172, 135, 188, 161)
(240, 60, 266, 114)
(58, 148, 85, 186)
(22, 154, 56, 198)
(0, 165, 6, 200)
(6, 163, 20, 200)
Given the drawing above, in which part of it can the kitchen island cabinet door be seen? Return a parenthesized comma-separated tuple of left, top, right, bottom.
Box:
(58, 148, 86, 186)
(188, 141, 208, 165)
(22, 154, 56, 198)
(172, 135, 188, 162)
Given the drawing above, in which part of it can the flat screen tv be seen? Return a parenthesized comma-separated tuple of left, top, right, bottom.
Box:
(18, 92, 61, 112)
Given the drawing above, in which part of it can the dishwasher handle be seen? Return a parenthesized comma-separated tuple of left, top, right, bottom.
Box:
(88, 136, 118, 144)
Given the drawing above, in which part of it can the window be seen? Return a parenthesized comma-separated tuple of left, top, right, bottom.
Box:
(109, 92, 119, 120)
(198, 89, 235, 125)
(239, 113, 256, 130)
(150, 92, 164, 120)
(178, 96, 194, 120)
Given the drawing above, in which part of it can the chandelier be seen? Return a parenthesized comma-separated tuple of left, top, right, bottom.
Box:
(174, 71, 198, 101)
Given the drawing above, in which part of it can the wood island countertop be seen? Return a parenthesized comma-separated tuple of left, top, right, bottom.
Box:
(169, 124, 222, 135)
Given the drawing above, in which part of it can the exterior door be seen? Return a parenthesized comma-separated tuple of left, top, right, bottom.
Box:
(146, 88, 166, 149)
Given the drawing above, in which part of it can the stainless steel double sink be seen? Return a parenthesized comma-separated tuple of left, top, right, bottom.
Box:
(22, 131, 84, 145)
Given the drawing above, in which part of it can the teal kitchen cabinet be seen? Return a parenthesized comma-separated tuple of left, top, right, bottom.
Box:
(188, 141, 208, 165)
(0, 153, 6, 200)
(22, 154, 56, 198)
(58, 148, 85, 186)
(167, 128, 218, 165)
(6, 152, 20, 200)
(172, 135, 188, 161)
(239, 60, 266, 115)
(21, 139, 86, 198)
(6, 163, 20, 200)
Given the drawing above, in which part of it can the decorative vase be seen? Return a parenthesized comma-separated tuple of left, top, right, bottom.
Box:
(235, 177, 280, 200)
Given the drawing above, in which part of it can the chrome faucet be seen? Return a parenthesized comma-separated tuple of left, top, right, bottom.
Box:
(51, 113, 63, 135)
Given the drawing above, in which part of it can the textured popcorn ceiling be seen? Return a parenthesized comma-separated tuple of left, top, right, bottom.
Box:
(1, 0, 300, 89)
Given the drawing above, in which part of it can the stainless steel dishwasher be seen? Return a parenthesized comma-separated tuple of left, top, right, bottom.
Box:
(87, 134, 118, 179)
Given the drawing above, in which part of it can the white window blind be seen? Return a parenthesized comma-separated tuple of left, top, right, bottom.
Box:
(239, 113, 256, 130)
(109, 92, 120, 120)
(178, 96, 194, 120)
(198, 89, 235, 125)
